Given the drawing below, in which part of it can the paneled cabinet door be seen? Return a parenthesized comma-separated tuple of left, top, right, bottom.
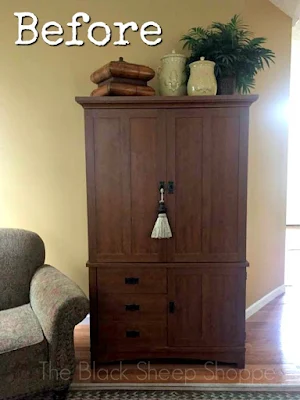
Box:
(167, 267, 246, 348)
(201, 268, 246, 347)
(86, 109, 167, 262)
(168, 268, 203, 347)
(166, 108, 248, 262)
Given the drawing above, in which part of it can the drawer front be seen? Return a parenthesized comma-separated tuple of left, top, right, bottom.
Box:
(97, 268, 167, 293)
(99, 294, 167, 321)
(98, 321, 167, 350)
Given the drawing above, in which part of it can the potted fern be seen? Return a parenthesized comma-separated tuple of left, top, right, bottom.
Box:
(181, 15, 275, 94)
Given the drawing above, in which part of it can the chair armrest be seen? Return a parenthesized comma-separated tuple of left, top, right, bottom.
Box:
(30, 265, 89, 375)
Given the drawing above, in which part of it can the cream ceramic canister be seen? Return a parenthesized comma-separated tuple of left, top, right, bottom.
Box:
(158, 50, 187, 96)
(187, 56, 217, 96)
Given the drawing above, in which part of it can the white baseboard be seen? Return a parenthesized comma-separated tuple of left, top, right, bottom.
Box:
(245, 284, 286, 320)
(79, 314, 90, 325)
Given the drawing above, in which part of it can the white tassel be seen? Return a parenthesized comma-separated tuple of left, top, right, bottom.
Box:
(151, 213, 172, 239)
(151, 188, 172, 239)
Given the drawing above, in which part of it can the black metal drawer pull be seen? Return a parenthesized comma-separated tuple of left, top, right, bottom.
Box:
(125, 277, 139, 285)
(126, 330, 140, 338)
(125, 304, 140, 311)
(169, 301, 176, 313)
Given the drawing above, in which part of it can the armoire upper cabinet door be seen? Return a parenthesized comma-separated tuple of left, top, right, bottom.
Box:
(86, 109, 167, 262)
(166, 108, 249, 262)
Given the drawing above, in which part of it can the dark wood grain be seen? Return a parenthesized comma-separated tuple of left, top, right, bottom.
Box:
(202, 268, 246, 348)
(87, 262, 248, 269)
(168, 268, 203, 347)
(97, 267, 167, 294)
(166, 107, 247, 263)
(84, 111, 97, 262)
(97, 321, 167, 351)
(75, 290, 293, 381)
(202, 109, 241, 260)
(88, 267, 98, 364)
(98, 294, 167, 321)
(76, 95, 259, 109)
(238, 107, 250, 260)
(128, 110, 166, 262)
(93, 111, 126, 257)
(89, 109, 166, 262)
(166, 109, 206, 262)
(92, 347, 245, 365)
(77, 95, 257, 368)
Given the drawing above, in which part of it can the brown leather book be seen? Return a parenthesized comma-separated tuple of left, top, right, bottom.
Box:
(91, 82, 156, 97)
(90, 58, 155, 85)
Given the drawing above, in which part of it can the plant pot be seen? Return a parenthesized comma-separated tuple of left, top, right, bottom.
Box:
(217, 76, 237, 95)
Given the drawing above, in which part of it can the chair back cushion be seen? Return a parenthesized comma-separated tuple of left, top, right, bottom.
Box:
(0, 229, 45, 310)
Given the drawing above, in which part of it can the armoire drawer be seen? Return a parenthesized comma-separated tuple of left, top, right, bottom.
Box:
(98, 321, 167, 350)
(99, 294, 167, 321)
(97, 268, 167, 293)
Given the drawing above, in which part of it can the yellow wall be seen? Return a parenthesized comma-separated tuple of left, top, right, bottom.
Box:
(0, 0, 291, 307)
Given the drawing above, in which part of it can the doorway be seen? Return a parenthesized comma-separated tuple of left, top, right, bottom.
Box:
(285, 26, 300, 287)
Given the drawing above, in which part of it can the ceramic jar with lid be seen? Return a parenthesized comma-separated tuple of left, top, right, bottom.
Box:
(158, 50, 187, 96)
(187, 56, 217, 96)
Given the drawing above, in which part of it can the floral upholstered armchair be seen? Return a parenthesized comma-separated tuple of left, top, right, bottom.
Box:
(0, 229, 89, 400)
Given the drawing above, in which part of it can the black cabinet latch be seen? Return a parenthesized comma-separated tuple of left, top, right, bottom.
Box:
(168, 181, 175, 194)
(169, 301, 175, 313)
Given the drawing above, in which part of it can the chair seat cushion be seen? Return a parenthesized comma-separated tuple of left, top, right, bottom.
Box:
(0, 304, 48, 375)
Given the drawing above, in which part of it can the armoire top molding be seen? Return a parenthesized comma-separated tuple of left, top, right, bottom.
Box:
(76, 95, 259, 109)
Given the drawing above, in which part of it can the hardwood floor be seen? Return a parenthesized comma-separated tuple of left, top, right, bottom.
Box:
(73, 286, 300, 384)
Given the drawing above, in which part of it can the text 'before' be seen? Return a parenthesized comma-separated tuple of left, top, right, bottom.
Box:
(14, 12, 163, 47)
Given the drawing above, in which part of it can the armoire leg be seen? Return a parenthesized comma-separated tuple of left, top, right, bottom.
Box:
(236, 355, 246, 369)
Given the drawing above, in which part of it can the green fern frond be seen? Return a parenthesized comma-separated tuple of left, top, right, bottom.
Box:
(180, 14, 275, 94)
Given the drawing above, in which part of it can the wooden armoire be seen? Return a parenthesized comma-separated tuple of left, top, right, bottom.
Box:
(76, 95, 258, 368)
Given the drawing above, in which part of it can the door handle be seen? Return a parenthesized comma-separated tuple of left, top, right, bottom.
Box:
(169, 301, 176, 313)
(167, 181, 175, 194)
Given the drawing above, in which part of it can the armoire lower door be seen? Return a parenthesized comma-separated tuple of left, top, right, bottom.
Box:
(168, 268, 203, 347)
(168, 266, 246, 348)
